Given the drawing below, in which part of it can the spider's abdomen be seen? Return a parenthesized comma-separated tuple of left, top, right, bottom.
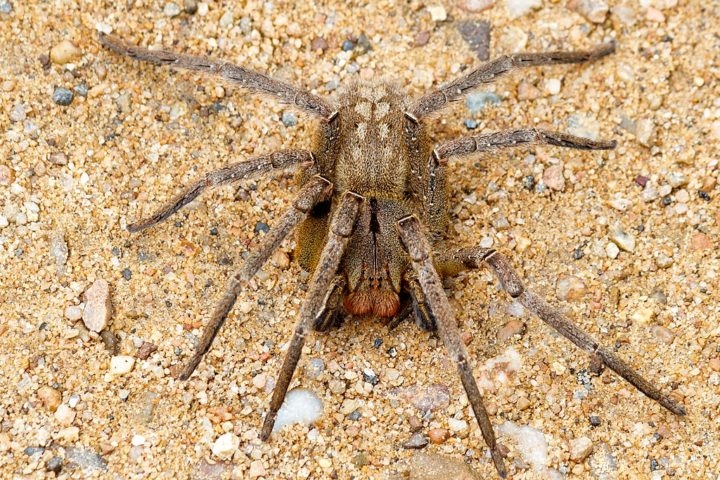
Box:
(332, 83, 411, 197)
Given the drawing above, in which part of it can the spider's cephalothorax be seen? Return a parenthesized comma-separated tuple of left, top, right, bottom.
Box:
(101, 33, 685, 478)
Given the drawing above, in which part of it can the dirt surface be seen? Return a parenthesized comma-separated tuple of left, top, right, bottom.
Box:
(1, 1, 718, 478)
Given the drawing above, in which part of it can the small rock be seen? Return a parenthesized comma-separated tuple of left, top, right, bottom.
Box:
(392, 384, 450, 412)
(38, 386, 62, 412)
(569, 436, 593, 461)
(83, 279, 112, 332)
(427, 428, 450, 444)
(53, 87, 74, 106)
(136, 341, 157, 360)
(51, 234, 69, 272)
(273, 388, 323, 433)
(414, 30, 431, 47)
(403, 432, 429, 449)
(608, 225, 635, 252)
(466, 91, 501, 114)
(183, 0, 198, 14)
(607, 197, 630, 211)
(65, 305, 83, 321)
(652, 325, 675, 344)
(545, 78, 562, 95)
(110, 355, 135, 375)
(248, 460, 267, 477)
(66, 447, 108, 471)
(0, 0, 13, 14)
(163, 2, 181, 17)
(9, 103, 26, 122)
(543, 164, 565, 191)
(427, 5, 447, 21)
(50, 40, 82, 65)
(48, 152, 68, 165)
(666, 172, 688, 188)
(329, 378, 346, 394)
(505, 0, 542, 18)
(456, 20, 491, 60)
(311, 37, 328, 52)
(635, 118, 655, 146)
(54, 403, 75, 426)
(211, 432, 239, 460)
(448, 418, 468, 434)
(497, 320, 526, 342)
(709, 358, 720, 372)
(605, 242, 620, 259)
(459, 0, 495, 13)
(556, 275, 587, 301)
(568, 0, 609, 23)
(281, 111, 297, 127)
(45, 456, 63, 474)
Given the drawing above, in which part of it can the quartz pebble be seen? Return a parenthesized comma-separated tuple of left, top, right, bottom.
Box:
(652, 325, 675, 344)
(458, 0, 495, 12)
(497, 319, 525, 342)
(272, 388, 323, 433)
(427, 5, 447, 21)
(211, 432, 239, 460)
(50, 40, 82, 64)
(608, 226, 635, 252)
(605, 242, 620, 259)
(635, 118, 655, 146)
(569, 436, 594, 461)
(110, 355, 135, 375)
(83, 279, 112, 332)
(248, 460, 266, 478)
(505, 0, 542, 18)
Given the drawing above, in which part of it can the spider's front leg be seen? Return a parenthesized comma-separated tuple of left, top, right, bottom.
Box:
(435, 247, 687, 416)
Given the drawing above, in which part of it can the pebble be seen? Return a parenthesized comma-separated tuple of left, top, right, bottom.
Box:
(362, 367, 379, 385)
(50, 40, 82, 64)
(608, 225, 636, 252)
(82, 279, 112, 332)
(666, 172, 688, 188)
(183, 0, 198, 14)
(10, 103, 26, 122)
(65, 305, 82, 321)
(652, 325, 675, 344)
(45, 456, 63, 474)
(329, 378, 346, 394)
(54, 403, 75, 426)
(427, 5, 447, 21)
(281, 111, 298, 127)
(0, 1, 12, 14)
(497, 319, 526, 342)
(447, 418, 468, 434)
(605, 242, 620, 259)
(136, 341, 157, 360)
(272, 388, 323, 433)
(51, 234, 69, 270)
(543, 164, 565, 191)
(403, 432, 429, 449)
(311, 37, 328, 52)
(635, 118, 656, 146)
(456, 20, 491, 60)
(505, 0, 542, 18)
(110, 355, 135, 375)
(630, 306, 654, 324)
(53, 87, 74, 106)
(709, 358, 720, 372)
(37, 386, 62, 412)
(556, 275, 586, 301)
(211, 432, 239, 460)
(393, 384, 450, 412)
(427, 428, 450, 444)
(545, 78, 562, 95)
(608, 197, 630, 211)
(569, 436, 594, 461)
(568, 0, 609, 23)
(163, 2, 181, 17)
(48, 152, 68, 165)
(458, 0, 495, 13)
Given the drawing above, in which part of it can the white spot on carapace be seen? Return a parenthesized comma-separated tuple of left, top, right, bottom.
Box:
(354, 101, 372, 119)
(350, 144, 363, 160)
(359, 85, 386, 102)
(356, 122, 367, 140)
(375, 102, 390, 119)
(378, 123, 389, 139)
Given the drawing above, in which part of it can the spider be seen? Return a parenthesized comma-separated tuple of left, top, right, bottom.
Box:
(100, 33, 685, 477)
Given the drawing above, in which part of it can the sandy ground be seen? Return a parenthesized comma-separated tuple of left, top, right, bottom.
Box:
(1, 0, 719, 478)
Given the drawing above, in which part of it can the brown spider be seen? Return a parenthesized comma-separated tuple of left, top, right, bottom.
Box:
(100, 33, 685, 477)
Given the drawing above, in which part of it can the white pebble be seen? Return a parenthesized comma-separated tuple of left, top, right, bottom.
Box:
(273, 388, 323, 433)
(110, 355, 135, 375)
(569, 436, 593, 461)
(609, 225, 636, 252)
(54, 404, 75, 426)
(545, 78, 561, 95)
(163, 2, 181, 17)
(131, 434, 146, 446)
(64, 305, 83, 321)
(448, 418, 469, 433)
(605, 242, 620, 259)
(427, 5, 447, 21)
(50, 40, 82, 65)
(505, 0, 542, 18)
(211, 432, 239, 460)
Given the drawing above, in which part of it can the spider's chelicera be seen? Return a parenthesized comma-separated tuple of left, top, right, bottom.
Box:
(100, 33, 685, 478)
